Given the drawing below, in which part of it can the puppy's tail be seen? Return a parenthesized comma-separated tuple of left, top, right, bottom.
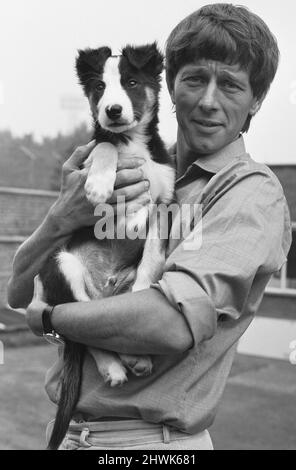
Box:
(47, 340, 84, 450)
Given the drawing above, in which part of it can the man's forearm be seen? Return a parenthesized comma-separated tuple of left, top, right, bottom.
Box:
(7, 205, 71, 309)
(52, 288, 193, 355)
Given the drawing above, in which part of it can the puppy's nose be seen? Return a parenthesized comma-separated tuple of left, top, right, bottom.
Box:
(106, 105, 123, 120)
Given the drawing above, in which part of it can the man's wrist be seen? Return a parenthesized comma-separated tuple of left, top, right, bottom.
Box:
(42, 305, 65, 345)
(50, 304, 64, 335)
(42, 305, 56, 334)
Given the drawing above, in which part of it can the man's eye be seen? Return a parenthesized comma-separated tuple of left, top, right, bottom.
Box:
(97, 81, 105, 91)
(184, 76, 206, 85)
(221, 80, 239, 90)
(128, 79, 138, 88)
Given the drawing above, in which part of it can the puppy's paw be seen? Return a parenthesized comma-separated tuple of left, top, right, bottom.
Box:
(84, 174, 114, 206)
(119, 354, 153, 377)
(102, 362, 128, 387)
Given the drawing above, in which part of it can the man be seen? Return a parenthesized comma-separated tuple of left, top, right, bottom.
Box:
(8, 3, 291, 450)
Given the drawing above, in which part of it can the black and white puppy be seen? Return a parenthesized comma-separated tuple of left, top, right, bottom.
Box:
(39, 42, 175, 449)
(80, 43, 175, 236)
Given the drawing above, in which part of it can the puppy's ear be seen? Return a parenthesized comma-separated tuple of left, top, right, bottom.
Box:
(122, 42, 164, 76)
(76, 47, 112, 94)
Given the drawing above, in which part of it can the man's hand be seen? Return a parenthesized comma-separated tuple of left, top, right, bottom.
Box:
(109, 156, 151, 216)
(49, 142, 150, 234)
(26, 275, 48, 336)
(48, 140, 99, 233)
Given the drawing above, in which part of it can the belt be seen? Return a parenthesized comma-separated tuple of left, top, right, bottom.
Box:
(66, 419, 192, 448)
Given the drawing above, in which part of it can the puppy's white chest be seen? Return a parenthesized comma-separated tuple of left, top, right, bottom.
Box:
(118, 140, 151, 161)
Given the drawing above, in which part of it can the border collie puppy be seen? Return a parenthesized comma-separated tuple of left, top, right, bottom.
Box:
(39, 42, 175, 449)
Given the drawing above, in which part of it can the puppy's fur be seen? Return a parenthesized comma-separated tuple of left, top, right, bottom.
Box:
(39, 43, 175, 449)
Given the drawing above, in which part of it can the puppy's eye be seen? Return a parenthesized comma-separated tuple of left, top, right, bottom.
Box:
(128, 79, 138, 88)
(97, 81, 105, 91)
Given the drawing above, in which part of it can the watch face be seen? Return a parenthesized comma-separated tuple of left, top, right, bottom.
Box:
(43, 332, 65, 346)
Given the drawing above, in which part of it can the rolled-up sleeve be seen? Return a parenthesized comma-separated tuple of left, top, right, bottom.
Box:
(152, 171, 292, 348)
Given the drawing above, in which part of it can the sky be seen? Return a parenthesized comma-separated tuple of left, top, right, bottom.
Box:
(0, 0, 296, 164)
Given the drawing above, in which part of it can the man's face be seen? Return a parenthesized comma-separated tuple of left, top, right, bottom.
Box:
(171, 59, 260, 156)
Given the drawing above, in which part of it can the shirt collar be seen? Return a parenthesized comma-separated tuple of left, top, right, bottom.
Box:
(172, 135, 247, 181)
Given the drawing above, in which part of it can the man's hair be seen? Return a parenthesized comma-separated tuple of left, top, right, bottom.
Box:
(165, 3, 279, 132)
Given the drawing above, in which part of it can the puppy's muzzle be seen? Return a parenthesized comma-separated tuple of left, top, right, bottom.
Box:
(106, 105, 123, 120)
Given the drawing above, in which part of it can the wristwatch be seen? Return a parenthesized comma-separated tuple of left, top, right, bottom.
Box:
(42, 305, 64, 345)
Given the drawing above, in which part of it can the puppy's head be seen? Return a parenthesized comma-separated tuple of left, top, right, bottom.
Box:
(76, 43, 164, 133)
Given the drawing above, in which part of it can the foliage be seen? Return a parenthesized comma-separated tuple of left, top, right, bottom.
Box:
(0, 124, 92, 190)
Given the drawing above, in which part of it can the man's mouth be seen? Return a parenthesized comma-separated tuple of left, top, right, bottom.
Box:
(194, 119, 222, 127)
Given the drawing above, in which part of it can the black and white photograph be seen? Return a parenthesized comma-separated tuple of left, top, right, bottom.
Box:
(0, 0, 295, 452)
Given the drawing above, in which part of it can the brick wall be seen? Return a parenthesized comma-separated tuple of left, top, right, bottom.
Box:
(269, 166, 296, 280)
(269, 165, 296, 221)
(0, 188, 58, 307)
(0, 188, 58, 236)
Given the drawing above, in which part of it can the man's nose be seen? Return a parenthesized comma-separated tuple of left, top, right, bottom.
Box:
(198, 81, 219, 112)
(106, 104, 123, 120)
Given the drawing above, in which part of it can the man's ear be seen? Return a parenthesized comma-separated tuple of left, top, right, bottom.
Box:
(122, 42, 164, 76)
(249, 98, 263, 116)
(76, 47, 112, 94)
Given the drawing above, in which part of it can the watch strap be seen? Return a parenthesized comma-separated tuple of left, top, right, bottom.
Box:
(42, 305, 64, 345)
(42, 305, 56, 334)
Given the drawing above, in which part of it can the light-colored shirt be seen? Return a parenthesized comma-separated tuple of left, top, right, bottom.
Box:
(45, 136, 292, 433)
